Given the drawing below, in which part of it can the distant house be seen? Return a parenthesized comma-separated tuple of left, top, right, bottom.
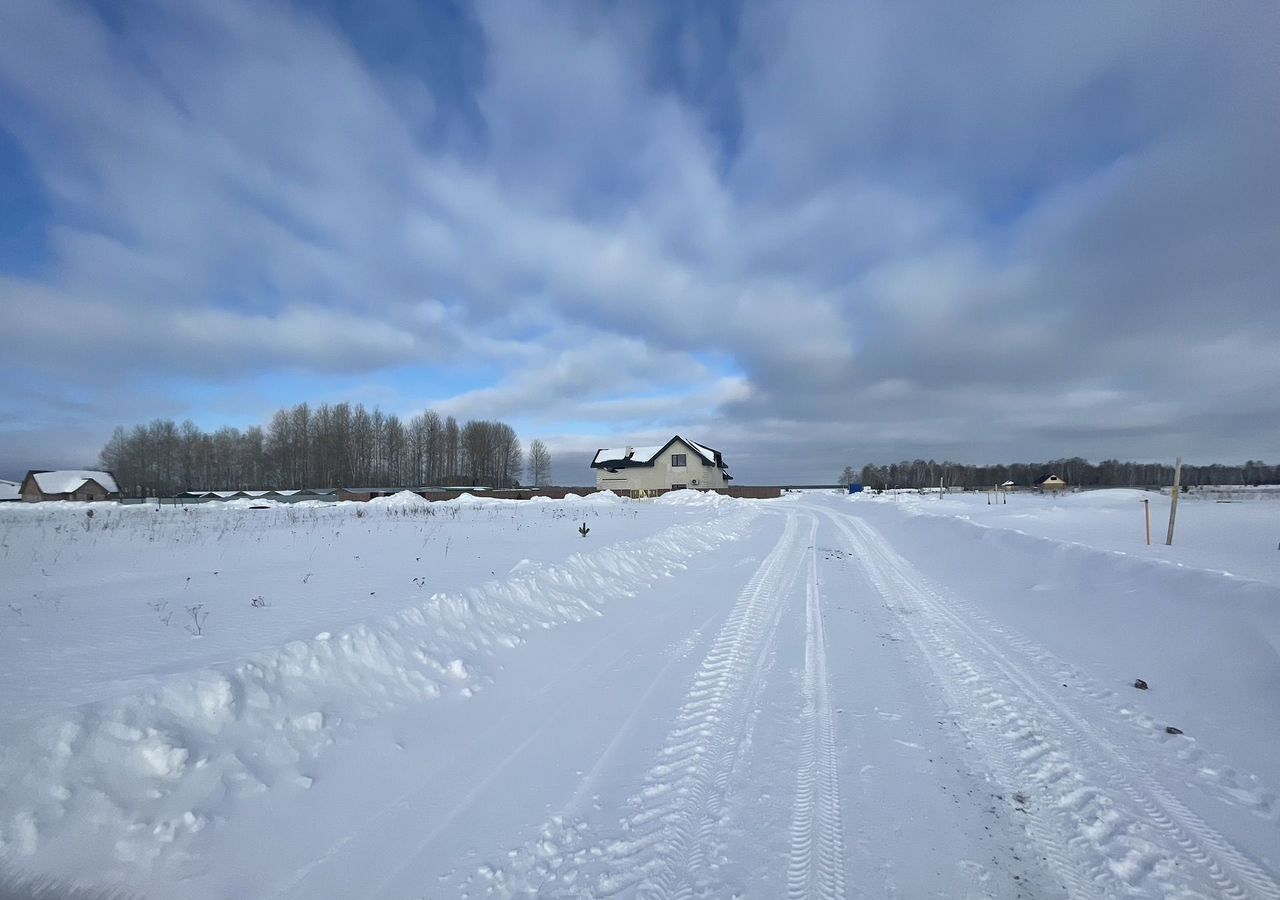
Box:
(20, 470, 121, 502)
(0, 479, 20, 502)
(1035, 474, 1068, 493)
(591, 437, 732, 494)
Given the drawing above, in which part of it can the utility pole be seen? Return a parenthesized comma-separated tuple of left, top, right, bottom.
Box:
(1165, 457, 1182, 546)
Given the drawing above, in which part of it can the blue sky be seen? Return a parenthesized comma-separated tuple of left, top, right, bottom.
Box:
(1, 1, 1278, 484)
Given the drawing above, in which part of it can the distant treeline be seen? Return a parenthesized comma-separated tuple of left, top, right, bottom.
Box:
(99, 403, 529, 497)
(854, 457, 1279, 490)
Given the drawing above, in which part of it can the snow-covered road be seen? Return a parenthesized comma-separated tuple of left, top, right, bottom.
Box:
(2, 492, 1278, 899)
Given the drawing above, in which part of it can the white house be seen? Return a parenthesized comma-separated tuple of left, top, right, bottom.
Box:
(591, 437, 732, 494)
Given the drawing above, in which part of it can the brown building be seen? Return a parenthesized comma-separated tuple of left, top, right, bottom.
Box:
(20, 470, 121, 502)
(1035, 474, 1068, 493)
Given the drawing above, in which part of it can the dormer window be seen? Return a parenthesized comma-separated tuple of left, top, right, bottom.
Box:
(671, 453, 687, 467)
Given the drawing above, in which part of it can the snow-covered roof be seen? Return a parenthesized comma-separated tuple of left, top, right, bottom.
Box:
(592, 436, 725, 469)
(0, 479, 19, 501)
(30, 470, 119, 495)
(686, 440, 718, 462)
(593, 445, 665, 466)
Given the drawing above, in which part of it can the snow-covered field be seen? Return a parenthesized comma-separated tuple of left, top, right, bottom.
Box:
(879, 487, 1280, 587)
(1, 489, 1278, 898)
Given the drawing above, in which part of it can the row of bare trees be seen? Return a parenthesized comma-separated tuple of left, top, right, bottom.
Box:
(849, 457, 1278, 490)
(99, 403, 554, 496)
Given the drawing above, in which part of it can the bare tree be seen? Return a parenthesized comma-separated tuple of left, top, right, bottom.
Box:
(443, 416, 460, 483)
(500, 426, 522, 488)
(528, 439, 552, 486)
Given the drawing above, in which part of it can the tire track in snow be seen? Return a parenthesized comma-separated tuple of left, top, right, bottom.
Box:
(263, 512, 760, 900)
(609, 511, 807, 900)
(475, 512, 809, 898)
(965, 602, 1279, 828)
(825, 509, 1280, 900)
(786, 531, 847, 900)
(278, 595, 708, 900)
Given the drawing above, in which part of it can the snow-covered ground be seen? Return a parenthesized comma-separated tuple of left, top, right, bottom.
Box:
(0, 490, 1277, 898)
(876, 487, 1280, 587)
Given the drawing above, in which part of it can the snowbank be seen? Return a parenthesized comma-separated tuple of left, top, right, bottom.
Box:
(0, 505, 757, 882)
(366, 490, 429, 508)
(655, 489, 737, 508)
(216, 497, 280, 509)
(441, 491, 507, 506)
(568, 490, 623, 504)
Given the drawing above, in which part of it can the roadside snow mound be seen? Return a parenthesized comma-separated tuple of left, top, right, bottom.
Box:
(656, 488, 736, 507)
(565, 490, 622, 505)
(524, 492, 620, 504)
(218, 498, 280, 509)
(444, 492, 507, 506)
(367, 490, 429, 507)
(0, 505, 758, 881)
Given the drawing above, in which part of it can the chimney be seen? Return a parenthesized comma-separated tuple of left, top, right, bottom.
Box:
(625, 446, 634, 458)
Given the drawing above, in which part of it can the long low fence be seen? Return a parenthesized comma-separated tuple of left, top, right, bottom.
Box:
(338, 485, 792, 502)
(110, 485, 830, 506)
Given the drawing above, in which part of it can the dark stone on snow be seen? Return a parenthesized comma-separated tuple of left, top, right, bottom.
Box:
(1165, 725, 1184, 735)
(1134, 678, 1149, 690)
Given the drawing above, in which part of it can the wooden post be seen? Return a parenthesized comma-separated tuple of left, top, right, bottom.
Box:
(1165, 457, 1182, 546)
(1143, 497, 1151, 545)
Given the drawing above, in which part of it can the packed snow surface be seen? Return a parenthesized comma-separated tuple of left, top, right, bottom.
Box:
(0, 490, 1277, 898)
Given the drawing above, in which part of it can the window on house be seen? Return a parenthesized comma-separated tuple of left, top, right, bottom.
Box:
(670, 483, 687, 490)
(671, 454, 687, 467)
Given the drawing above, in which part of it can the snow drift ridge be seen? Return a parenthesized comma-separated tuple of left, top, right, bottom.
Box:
(0, 505, 757, 884)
